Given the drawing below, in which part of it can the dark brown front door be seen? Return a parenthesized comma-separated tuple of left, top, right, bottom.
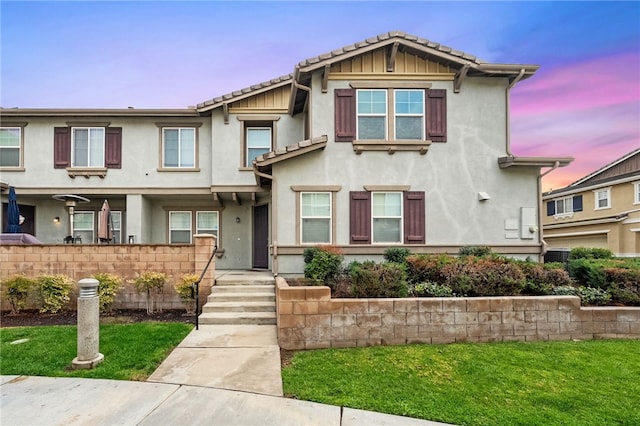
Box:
(252, 204, 269, 269)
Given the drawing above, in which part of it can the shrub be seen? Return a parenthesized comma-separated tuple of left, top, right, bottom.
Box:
(552, 285, 611, 306)
(568, 258, 608, 288)
(174, 273, 199, 314)
(383, 247, 411, 264)
(350, 261, 408, 298)
(577, 286, 611, 306)
(3, 275, 35, 314)
(303, 247, 320, 264)
(569, 247, 613, 260)
(518, 261, 572, 295)
(458, 246, 493, 257)
(36, 274, 73, 313)
(603, 268, 640, 306)
(410, 281, 454, 297)
(447, 257, 525, 297)
(93, 273, 122, 313)
(304, 246, 344, 285)
(133, 271, 167, 314)
(405, 254, 456, 284)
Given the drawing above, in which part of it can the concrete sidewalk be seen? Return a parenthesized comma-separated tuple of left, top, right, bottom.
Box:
(1, 375, 451, 425)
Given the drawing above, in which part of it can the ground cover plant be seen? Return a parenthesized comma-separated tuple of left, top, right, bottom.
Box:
(0, 322, 192, 380)
(282, 340, 640, 425)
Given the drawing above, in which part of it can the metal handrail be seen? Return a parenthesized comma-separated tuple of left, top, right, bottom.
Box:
(192, 245, 217, 330)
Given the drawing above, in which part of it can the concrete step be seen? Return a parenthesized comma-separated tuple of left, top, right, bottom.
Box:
(202, 301, 276, 313)
(215, 279, 275, 286)
(211, 285, 275, 294)
(207, 292, 275, 303)
(198, 311, 277, 325)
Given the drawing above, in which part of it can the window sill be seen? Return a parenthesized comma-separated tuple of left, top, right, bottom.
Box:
(553, 213, 575, 220)
(66, 167, 107, 179)
(595, 206, 611, 211)
(353, 140, 431, 155)
(239, 167, 254, 171)
(157, 167, 201, 172)
(0, 167, 25, 172)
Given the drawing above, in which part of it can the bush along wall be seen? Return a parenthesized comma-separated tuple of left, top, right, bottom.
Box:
(301, 245, 638, 306)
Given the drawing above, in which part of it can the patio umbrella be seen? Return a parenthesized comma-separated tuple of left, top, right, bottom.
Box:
(6, 186, 22, 233)
(97, 199, 112, 243)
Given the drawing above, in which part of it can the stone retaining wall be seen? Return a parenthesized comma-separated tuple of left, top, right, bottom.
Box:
(276, 277, 640, 350)
(0, 235, 216, 312)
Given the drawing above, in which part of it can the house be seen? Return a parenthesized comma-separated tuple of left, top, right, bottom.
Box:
(542, 148, 640, 257)
(1, 30, 573, 275)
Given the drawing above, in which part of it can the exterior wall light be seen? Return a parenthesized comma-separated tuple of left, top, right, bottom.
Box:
(53, 216, 60, 223)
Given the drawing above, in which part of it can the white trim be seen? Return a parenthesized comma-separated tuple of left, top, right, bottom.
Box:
(593, 187, 611, 210)
(544, 229, 609, 238)
(630, 228, 640, 233)
(633, 181, 640, 205)
(545, 217, 620, 229)
(543, 175, 640, 199)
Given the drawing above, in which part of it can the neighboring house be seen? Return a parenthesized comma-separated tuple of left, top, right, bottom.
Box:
(0, 31, 572, 275)
(542, 149, 640, 257)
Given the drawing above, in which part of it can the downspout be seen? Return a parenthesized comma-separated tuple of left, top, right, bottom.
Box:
(292, 67, 312, 138)
(538, 161, 560, 258)
(254, 169, 278, 275)
(505, 68, 526, 156)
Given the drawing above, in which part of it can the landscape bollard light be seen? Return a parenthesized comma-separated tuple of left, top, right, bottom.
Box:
(72, 278, 104, 369)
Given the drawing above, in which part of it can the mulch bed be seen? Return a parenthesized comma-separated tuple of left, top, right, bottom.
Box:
(0, 309, 196, 328)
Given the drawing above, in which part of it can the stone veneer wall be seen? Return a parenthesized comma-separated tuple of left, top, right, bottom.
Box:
(0, 234, 215, 312)
(276, 277, 640, 350)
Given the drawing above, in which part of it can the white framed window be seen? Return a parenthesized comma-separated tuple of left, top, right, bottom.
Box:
(594, 188, 611, 210)
(555, 197, 573, 215)
(196, 211, 219, 238)
(394, 89, 424, 140)
(372, 192, 403, 243)
(357, 89, 387, 140)
(246, 127, 272, 166)
(301, 192, 331, 244)
(72, 127, 104, 167)
(163, 128, 195, 168)
(169, 211, 192, 243)
(73, 211, 95, 244)
(0, 127, 21, 168)
(110, 211, 122, 244)
(633, 182, 640, 205)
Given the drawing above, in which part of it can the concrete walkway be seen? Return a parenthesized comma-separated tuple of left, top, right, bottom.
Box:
(1, 269, 453, 425)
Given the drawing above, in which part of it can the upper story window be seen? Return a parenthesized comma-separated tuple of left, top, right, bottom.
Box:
(335, 87, 446, 145)
(350, 189, 425, 245)
(246, 126, 272, 167)
(163, 128, 195, 168)
(547, 195, 583, 218)
(634, 182, 640, 205)
(237, 116, 280, 169)
(0, 127, 22, 168)
(356, 89, 426, 141)
(301, 192, 332, 244)
(594, 188, 611, 210)
(54, 125, 122, 172)
(72, 127, 104, 167)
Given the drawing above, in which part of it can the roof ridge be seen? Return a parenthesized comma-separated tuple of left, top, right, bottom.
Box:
(569, 147, 640, 187)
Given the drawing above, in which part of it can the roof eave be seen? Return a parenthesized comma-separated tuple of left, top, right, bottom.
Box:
(498, 156, 574, 169)
(0, 108, 200, 117)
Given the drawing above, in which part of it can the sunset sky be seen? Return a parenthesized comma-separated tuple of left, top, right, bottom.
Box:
(1, 1, 638, 192)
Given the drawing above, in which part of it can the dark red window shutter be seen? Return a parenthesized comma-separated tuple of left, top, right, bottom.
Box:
(350, 191, 371, 244)
(335, 89, 356, 142)
(426, 89, 447, 142)
(105, 127, 122, 168)
(53, 127, 71, 168)
(404, 191, 425, 244)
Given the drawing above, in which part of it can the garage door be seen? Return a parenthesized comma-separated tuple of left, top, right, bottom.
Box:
(545, 234, 608, 250)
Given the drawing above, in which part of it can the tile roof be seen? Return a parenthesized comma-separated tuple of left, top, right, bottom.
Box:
(253, 135, 328, 167)
(197, 30, 538, 113)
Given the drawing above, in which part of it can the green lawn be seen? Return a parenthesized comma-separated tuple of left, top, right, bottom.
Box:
(0, 323, 192, 380)
(282, 340, 640, 426)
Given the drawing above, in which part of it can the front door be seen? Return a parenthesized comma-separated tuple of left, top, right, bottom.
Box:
(252, 204, 269, 269)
